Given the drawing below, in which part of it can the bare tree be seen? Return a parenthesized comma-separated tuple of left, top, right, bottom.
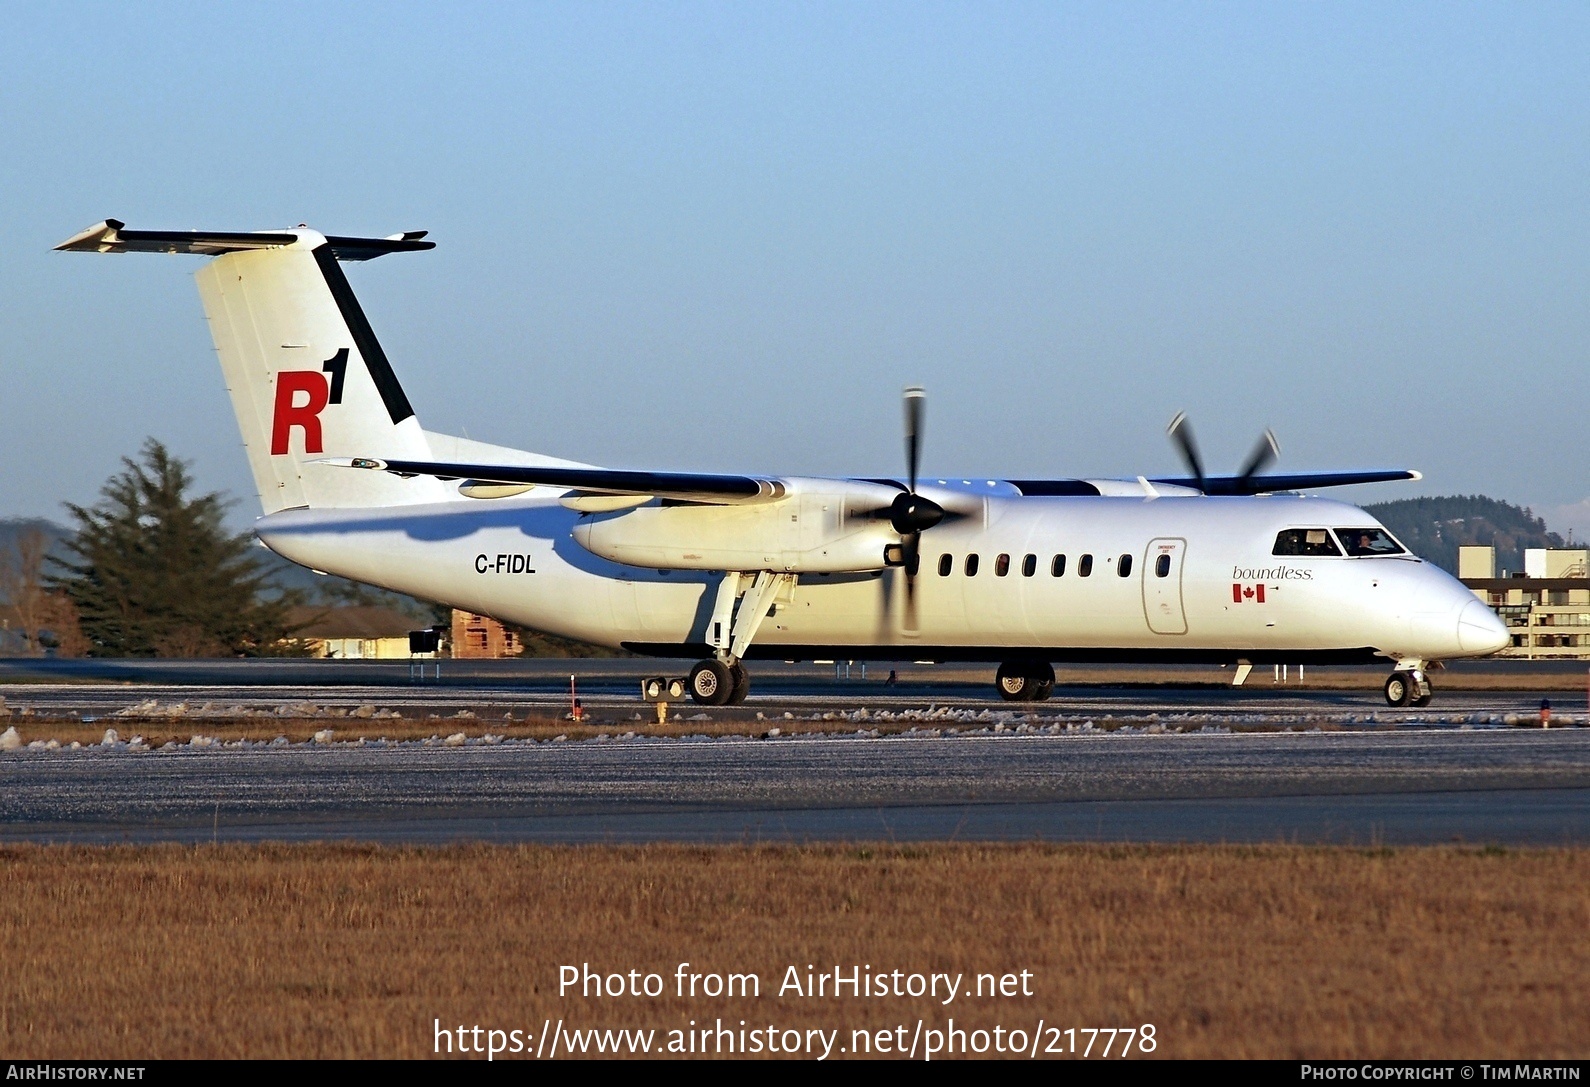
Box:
(37, 591, 88, 658)
(0, 527, 48, 655)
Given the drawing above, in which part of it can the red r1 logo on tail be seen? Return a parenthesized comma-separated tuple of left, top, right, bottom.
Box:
(271, 370, 330, 455)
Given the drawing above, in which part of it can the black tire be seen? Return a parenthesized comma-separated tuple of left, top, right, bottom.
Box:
(1410, 692, 1432, 708)
(727, 663, 751, 705)
(1384, 673, 1413, 707)
(1032, 679, 1054, 702)
(992, 661, 1043, 705)
(996, 662, 1033, 701)
(689, 659, 734, 706)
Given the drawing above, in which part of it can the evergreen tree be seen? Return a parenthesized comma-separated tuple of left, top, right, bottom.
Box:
(50, 439, 300, 657)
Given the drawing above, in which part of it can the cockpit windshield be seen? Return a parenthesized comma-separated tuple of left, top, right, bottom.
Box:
(1272, 529, 1341, 557)
(1334, 527, 1406, 557)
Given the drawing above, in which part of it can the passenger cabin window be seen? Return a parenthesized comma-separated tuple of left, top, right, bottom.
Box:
(995, 553, 1011, 577)
(965, 554, 980, 577)
(1155, 553, 1171, 578)
(1051, 555, 1066, 577)
(938, 553, 952, 576)
(1273, 528, 1342, 557)
(1336, 528, 1406, 557)
(1079, 554, 1093, 577)
(1022, 554, 1037, 577)
(1117, 554, 1132, 577)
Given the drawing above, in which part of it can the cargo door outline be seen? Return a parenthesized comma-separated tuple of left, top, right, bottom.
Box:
(1143, 538, 1188, 635)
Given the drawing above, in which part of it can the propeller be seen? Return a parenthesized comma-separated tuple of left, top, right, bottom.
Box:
(1166, 411, 1282, 495)
(1166, 411, 1207, 494)
(1235, 428, 1280, 492)
(889, 386, 944, 634)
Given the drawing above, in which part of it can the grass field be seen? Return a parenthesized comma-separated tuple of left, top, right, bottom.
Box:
(1, 843, 1585, 1060)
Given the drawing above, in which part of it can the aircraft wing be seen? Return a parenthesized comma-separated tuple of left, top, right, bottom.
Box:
(329, 458, 787, 504)
(1147, 469, 1422, 495)
(335, 457, 1417, 503)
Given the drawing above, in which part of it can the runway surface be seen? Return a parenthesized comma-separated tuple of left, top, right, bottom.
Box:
(3, 658, 1588, 845)
(4, 729, 1587, 845)
(0, 657, 1583, 722)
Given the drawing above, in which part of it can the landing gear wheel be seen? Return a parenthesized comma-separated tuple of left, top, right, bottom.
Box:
(996, 662, 1056, 702)
(997, 677, 1030, 700)
(1384, 672, 1413, 707)
(1409, 669, 1433, 708)
(689, 659, 734, 706)
(727, 662, 751, 705)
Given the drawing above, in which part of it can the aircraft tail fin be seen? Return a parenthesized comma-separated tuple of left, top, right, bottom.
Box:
(57, 221, 447, 514)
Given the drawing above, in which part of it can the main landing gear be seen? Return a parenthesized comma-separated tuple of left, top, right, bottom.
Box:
(1384, 663, 1433, 708)
(996, 661, 1055, 702)
(688, 658, 750, 707)
(687, 570, 798, 705)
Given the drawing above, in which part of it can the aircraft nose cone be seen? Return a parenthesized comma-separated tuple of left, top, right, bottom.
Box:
(1458, 599, 1510, 654)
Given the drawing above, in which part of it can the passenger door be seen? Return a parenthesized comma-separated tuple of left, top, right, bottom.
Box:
(1143, 538, 1188, 635)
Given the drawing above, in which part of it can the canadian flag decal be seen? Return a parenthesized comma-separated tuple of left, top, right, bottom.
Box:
(1232, 583, 1267, 604)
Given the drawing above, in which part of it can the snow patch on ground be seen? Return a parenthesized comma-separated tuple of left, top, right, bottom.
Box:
(109, 699, 406, 720)
(1, 703, 1577, 758)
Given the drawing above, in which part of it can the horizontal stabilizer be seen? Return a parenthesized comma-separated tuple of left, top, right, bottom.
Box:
(327, 458, 787, 504)
(1149, 469, 1422, 495)
(54, 220, 434, 261)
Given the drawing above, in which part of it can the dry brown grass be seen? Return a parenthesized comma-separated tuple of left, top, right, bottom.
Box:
(0, 843, 1585, 1060)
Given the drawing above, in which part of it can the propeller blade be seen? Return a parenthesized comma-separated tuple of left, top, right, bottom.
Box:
(875, 558, 896, 644)
(1236, 428, 1280, 489)
(1166, 411, 1207, 494)
(902, 531, 921, 635)
(895, 386, 930, 636)
(903, 386, 925, 494)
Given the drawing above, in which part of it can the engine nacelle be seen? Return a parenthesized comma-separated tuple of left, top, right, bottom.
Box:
(571, 491, 901, 573)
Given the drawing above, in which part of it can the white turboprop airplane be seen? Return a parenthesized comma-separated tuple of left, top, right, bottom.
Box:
(57, 220, 1509, 707)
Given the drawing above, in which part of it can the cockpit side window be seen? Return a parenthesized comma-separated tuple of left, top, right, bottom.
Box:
(1272, 528, 1341, 557)
(1335, 528, 1406, 557)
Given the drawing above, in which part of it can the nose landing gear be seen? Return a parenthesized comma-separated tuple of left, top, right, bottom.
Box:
(996, 661, 1056, 702)
(1384, 666, 1433, 707)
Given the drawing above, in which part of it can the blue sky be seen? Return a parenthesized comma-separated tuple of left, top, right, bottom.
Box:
(3, 3, 1587, 531)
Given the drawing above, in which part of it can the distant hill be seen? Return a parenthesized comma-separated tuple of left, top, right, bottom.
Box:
(1363, 496, 1564, 575)
(0, 518, 71, 560)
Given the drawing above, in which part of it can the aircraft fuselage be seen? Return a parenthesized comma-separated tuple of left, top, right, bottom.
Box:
(257, 488, 1503, 666)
